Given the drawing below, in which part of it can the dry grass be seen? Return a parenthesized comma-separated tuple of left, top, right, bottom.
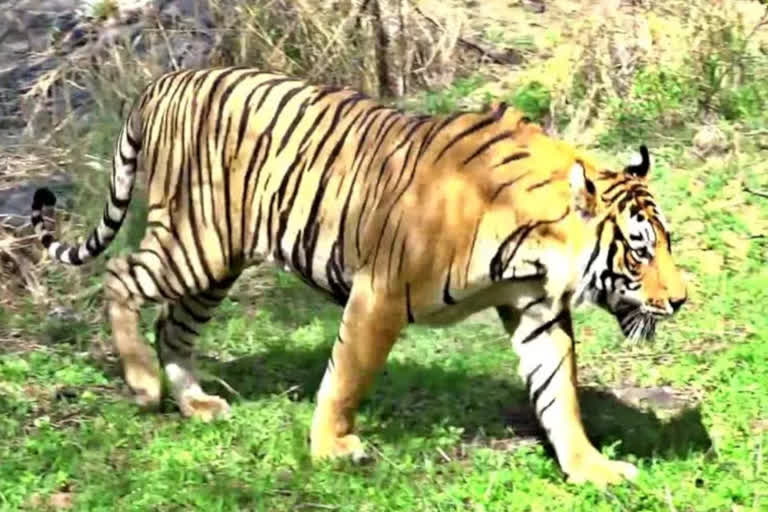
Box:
(466, 0, 768, 142)
(16, 0, 466, 138)
(2, 0, 766, 311)
(207, 0, 464, 95)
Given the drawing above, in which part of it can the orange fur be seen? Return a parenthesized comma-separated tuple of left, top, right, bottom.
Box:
(32, 67, 686, 487)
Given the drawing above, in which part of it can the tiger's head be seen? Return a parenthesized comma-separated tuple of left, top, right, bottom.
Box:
(571, 145, 687, 341)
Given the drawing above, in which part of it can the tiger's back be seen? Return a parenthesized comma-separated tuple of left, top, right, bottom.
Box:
(131, 68, 556, 308)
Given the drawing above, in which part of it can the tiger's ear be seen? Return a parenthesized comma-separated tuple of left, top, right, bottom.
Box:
(570, 160, 597, 220)
(624, 145, 651, 178)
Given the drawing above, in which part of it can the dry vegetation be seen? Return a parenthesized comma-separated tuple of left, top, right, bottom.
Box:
(0, 1, 767, 508)
(0, 0, 765, 336)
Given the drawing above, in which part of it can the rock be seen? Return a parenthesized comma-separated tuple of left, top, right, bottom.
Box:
(522, 0, 546, 13)
(692, 124, 730, 157)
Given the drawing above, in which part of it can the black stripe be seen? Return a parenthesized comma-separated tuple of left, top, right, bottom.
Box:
(196, 69, 235, 225)
(601, 178, 632, 201)
(349, 106, 388, 170)
(416, 112, 464, 163)
(493, 151, 530, 168)
(161, 333, 194, 352)
(443, 251, 456, 305)
(582, 218, 608, 277)
(185, 131, 217, 289)
(109, 187, 131, 208)
(520, 310, 567, 344)
(385, 214, 404, 289)
(273, 153, 308, 262)
(106, 268, 133, 297)
(464, 219, 480, 286)
(161, 73, 196, 201)
(124, 121, 141, 149)
(526, 178, 552, 191)
(102, 209, 124, 231)
(267, 85, 309, 133)
(135, 250, 184, 299)
(462, 131, 515, 166)
(405, 283, 415, 323)
(333, 108, 368, 197)
(489, 208, 569, 281)
(67, 247, 82, 265)
(214, 71, 258, 149)
(149, 230, 192, 295)
(255, 77, 299, 113)
(171, 221, 205, 292)
(434, 109, 505, 164)
(169, 310, 201, 336)
(307, 93, 367, 171)
(369, 140, 417, 287)
(297, 105, 330, 152)
(175, 299, 211, 324)
(299, 95, 364, 284)
(311, 85, 344, 105)
(179, 300, 212, 324)
(490, 171, 530, 201)
(127, 261, 155, 300)
(354, 187, 371, 259)
(522, 296, 547, 312)
(241, 132, 268, 255)
(397, 234, 407, 276)
(537, 397, 556, 418)
(146, 101, 170, 187)
(222, 114, 235, 266)
(525, 364, 541, 390)
(277, 95, 311, 155)
(531, 350, 569, 405)
(374, 120, 427, 196)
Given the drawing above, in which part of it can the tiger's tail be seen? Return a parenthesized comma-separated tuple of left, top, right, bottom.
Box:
(30, 109, 142, 265)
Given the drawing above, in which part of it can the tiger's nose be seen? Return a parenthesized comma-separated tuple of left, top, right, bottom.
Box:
(669, 295, 687, 313)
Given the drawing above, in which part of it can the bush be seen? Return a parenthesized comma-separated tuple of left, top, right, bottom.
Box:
(599, 69, 692, 146)
(507, 81, 551, 123)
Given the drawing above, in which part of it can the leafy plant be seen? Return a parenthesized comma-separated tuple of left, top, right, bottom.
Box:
(507, 81, 551, 123)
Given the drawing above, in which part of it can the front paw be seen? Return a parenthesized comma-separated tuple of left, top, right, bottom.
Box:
(178, 390, 231, 422)
(564, 451, 638, 488)
(310, 433, 370, 464)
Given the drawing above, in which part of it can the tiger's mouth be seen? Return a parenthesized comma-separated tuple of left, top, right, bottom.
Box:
(614, 301, 671, 342)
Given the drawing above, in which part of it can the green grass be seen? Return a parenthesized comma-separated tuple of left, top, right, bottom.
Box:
(2, 139, 767, 510)
(3, 61, 768, 510)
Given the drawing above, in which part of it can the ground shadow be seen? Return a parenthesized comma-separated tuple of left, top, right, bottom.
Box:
(203, 276, 713, 461)
(208, 342, 712, 462)
(76, 274, 710, 462)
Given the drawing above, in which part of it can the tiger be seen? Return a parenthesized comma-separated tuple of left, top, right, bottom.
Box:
(30, 66, 686, 487)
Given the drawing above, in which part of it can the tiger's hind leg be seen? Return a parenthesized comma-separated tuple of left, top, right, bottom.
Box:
(103, 224, 235, 418)
(154, 276, 239, 422)
(104, 250, 181, 411)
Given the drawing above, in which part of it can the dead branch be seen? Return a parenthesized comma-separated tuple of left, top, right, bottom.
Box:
(743, 185, 768, 199)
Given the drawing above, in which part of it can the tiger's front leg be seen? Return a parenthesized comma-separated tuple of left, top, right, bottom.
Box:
(310, 278, 405, 461)
(497, 301, 638, 487)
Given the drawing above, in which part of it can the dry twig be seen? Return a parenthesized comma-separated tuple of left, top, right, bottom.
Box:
(743, 185, 768, 199)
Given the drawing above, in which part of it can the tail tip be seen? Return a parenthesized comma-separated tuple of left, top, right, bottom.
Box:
(32, 188, 56, 209)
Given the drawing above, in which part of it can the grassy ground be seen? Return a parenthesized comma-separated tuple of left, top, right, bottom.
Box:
(2, 1, 768, 510)
(2, 106, 768, 512)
